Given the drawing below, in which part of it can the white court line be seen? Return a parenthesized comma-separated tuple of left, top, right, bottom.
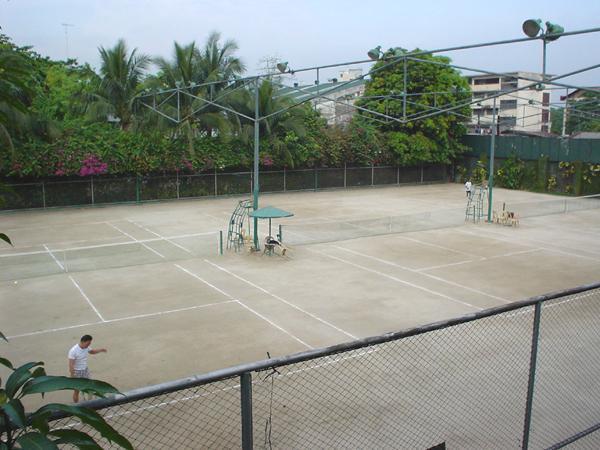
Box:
(203, 259, 358, 340)
(127, 220, 192, 254)
(174, 264, 312, 349)
(107, 223, 166, 259)
(310, 248, 482, 310)
(69, 275, 105, 322)
(397, 236, 480, 258)
(0, 231, 217, 258)
(458, 228, 600, 263)
(332, 246, 509, 304)
(416, 248, 542, 272)
(7, 300, 235, 340)
(416, 259, 479, 272)
(43, 244, 64, 271)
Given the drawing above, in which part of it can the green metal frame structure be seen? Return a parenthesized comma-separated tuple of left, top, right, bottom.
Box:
(136, 24, 600, 246)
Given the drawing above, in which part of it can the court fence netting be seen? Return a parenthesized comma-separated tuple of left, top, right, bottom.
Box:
(3, 282, 600, 449)
(0, 164, 449, 211)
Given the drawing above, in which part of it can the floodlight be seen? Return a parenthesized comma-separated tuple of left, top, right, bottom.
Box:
(276, 62, 288, 73)
(544, 21, 564, 41)
(522, 19, 542, 38)
(367, 46, 382, 61)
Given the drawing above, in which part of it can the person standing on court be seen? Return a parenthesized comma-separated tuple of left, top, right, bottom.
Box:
(464, 180, 472, 198)
(68, 334, 107, 403)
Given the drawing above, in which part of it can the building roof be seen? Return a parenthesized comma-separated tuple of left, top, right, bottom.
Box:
(571, 131, 600, 139)
(561, 87, 600, 101)
(277, 78, 366, 102)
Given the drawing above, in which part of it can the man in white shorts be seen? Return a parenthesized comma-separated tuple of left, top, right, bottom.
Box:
(68, 334, 107, 403)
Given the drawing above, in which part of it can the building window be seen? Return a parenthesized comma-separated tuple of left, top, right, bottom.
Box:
(474, 77, 500, 85)
(502, 116, 517, 126)
(500, 100, 517, 110)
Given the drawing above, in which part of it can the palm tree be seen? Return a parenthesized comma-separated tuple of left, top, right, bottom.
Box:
(230, 79, 307, 167)
(153, 34, 245, 158)
(0, 37, 33, 152)
(90, 39, 150, 130)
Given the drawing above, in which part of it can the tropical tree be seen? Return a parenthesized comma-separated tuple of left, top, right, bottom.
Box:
(229, 79, 308, 167)
(357, 48, 471, 165)
(0, 32, 35, 154)
(89, 39, 150, 130)
(152, 33, 245, 157)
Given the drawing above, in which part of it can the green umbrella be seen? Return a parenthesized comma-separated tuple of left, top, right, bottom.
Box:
(249, 206, 294, 237)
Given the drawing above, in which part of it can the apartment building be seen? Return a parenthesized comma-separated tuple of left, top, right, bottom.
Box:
(466, 72, 551, 134)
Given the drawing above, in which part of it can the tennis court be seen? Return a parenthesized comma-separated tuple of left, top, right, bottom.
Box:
(1, 183, 599, 410)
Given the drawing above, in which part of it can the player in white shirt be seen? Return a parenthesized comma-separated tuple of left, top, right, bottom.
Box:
(68, 334, 107, 403)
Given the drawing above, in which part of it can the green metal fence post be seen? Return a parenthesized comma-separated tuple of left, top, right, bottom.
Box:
(522, 301, 542, 450)
(136, 176, 141, 203)
(219, 230, 223, 255)
(91, 176, 95, 205)
(240, 372, 253, 450)
(314, 167, 318, 191)
(371, 164, 374, 186)
(344, 163, 347, 188)
(487, 97, 497, 222)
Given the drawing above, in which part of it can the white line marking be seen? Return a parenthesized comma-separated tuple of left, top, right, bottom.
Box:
(127, 220, 192, 254)
(107, 223, 166, 259)
(69, 275, 105, 322)
(416, 259, 479, 272)
(310, 248, 482, 310)
(105, 301, 237, 324)
(7, 322, 103, 339)
(333, 246, 509, 303)
(43, 244, 64, 271)
(0, 231, 217, 258)
(203, 259, 358, 340)
(458, 228, 600, 263)
(174, 264, 312, 349)
(397, 236, 479, 258)
(235, 300, 313, 349)
(6, 300, 234, 339)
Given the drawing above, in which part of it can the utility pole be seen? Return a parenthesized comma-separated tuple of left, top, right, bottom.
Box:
(61, 23, 74, 60)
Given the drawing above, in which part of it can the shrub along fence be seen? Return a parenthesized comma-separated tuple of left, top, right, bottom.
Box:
(0, 164, 450, 211)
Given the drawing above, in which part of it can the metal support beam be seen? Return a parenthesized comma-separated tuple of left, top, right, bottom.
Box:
(253, 77, 260, 250)
(240, 372, 253, 450)
(487, 97, 497, 223)
(522, 302, 542, 450)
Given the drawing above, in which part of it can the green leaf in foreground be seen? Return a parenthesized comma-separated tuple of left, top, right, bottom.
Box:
(35, 404, 133, 450)
(21, 376, 120, 397)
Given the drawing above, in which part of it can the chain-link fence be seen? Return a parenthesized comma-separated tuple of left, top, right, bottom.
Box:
(14, 282, 598, 449)
(0, 164, 450, 211)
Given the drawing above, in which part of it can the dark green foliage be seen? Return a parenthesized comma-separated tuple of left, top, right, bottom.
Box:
(495, 153, 525, 190)
(357, 49, 471, 165)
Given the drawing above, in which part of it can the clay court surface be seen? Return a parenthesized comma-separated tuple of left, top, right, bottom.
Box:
(1, 183, 599, 409)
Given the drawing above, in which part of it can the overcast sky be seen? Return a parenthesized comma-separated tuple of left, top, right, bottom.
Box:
(2, 0, 599, 96)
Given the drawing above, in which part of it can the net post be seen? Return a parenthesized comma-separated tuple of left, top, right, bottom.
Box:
(314, 167, 318, 191)
(91, 176, 95, 205)
(219, 230, 223, 255)
(371, 164, 374, 186)
(42, 181, 46, 208)
(240, 372, 253, 450)
(278, 224, 283, 242)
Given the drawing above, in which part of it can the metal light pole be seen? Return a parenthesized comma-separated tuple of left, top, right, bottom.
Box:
(253, 76, 260, 250)
(562, 88, 569, 136)
(487, 97, 497, 222)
